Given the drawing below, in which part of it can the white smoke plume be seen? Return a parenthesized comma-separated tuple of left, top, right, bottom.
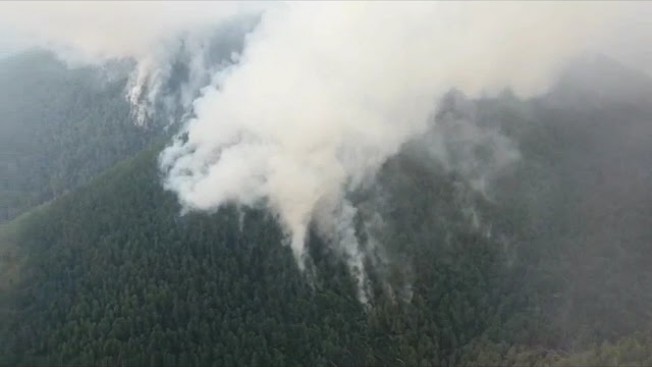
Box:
(159, 2, 643, 301)
(1, 1, 650, 301)
(0, 1, 268, 124)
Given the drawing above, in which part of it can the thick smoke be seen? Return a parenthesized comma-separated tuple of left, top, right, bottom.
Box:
(425, 90, 521, 196)
(1, 1, 650, 301)
(0, 1, 267, 124)
(158, 3, 635, 300)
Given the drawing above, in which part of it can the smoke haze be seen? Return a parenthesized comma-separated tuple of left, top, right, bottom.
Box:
(2, 1, 650, 299)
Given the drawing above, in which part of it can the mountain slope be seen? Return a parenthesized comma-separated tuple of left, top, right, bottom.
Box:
(3, 56, 652, 366)
(1, 138, 512, 366)
(0, 50, 161, 222)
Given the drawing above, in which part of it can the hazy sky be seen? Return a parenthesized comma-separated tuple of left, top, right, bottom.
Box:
(0, 24, 30, 58)
(0, 1, 269, 61)
(0, 1, 649, 73)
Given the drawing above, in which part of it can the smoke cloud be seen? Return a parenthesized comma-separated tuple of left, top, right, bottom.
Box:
(158, 2, 641, 300)
(1, 1, 650, 300)
(0, 1, 268, 124)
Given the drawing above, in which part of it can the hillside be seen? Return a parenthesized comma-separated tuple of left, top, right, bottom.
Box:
(2, 55, 652, 366)
(0, 50, 161, 222)
(1, 137, 513, 365)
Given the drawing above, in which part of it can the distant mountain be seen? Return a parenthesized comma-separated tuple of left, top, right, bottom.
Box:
(545, 54, 652, 109)
(0, 50, 162, 222)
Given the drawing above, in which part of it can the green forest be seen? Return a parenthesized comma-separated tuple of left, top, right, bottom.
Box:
(2, 52, 652, 366)
(0, 51, 162, 223)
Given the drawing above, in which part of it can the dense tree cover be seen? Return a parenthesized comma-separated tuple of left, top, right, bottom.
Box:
(2, 55, 652, 366)
(0, 50, 161, 222)
(457, 57, 652, 363)
(0, 142, 516, 366)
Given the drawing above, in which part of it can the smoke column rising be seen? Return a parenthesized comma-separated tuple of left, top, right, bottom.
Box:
(159, 2, 636, 299)
(1, 1, 649, 300)
(0, 1, 268, 124)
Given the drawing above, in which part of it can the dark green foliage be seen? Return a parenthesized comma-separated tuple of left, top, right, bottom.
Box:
(2, 54, 652, 366)
(0, 142, 511, 366)
(0, 50, 160, 222)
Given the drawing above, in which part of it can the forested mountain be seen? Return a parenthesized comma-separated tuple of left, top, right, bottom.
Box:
(0, 14, 256, 224)
(0, 50, 161, 222)
(3, 55, 652, 366)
